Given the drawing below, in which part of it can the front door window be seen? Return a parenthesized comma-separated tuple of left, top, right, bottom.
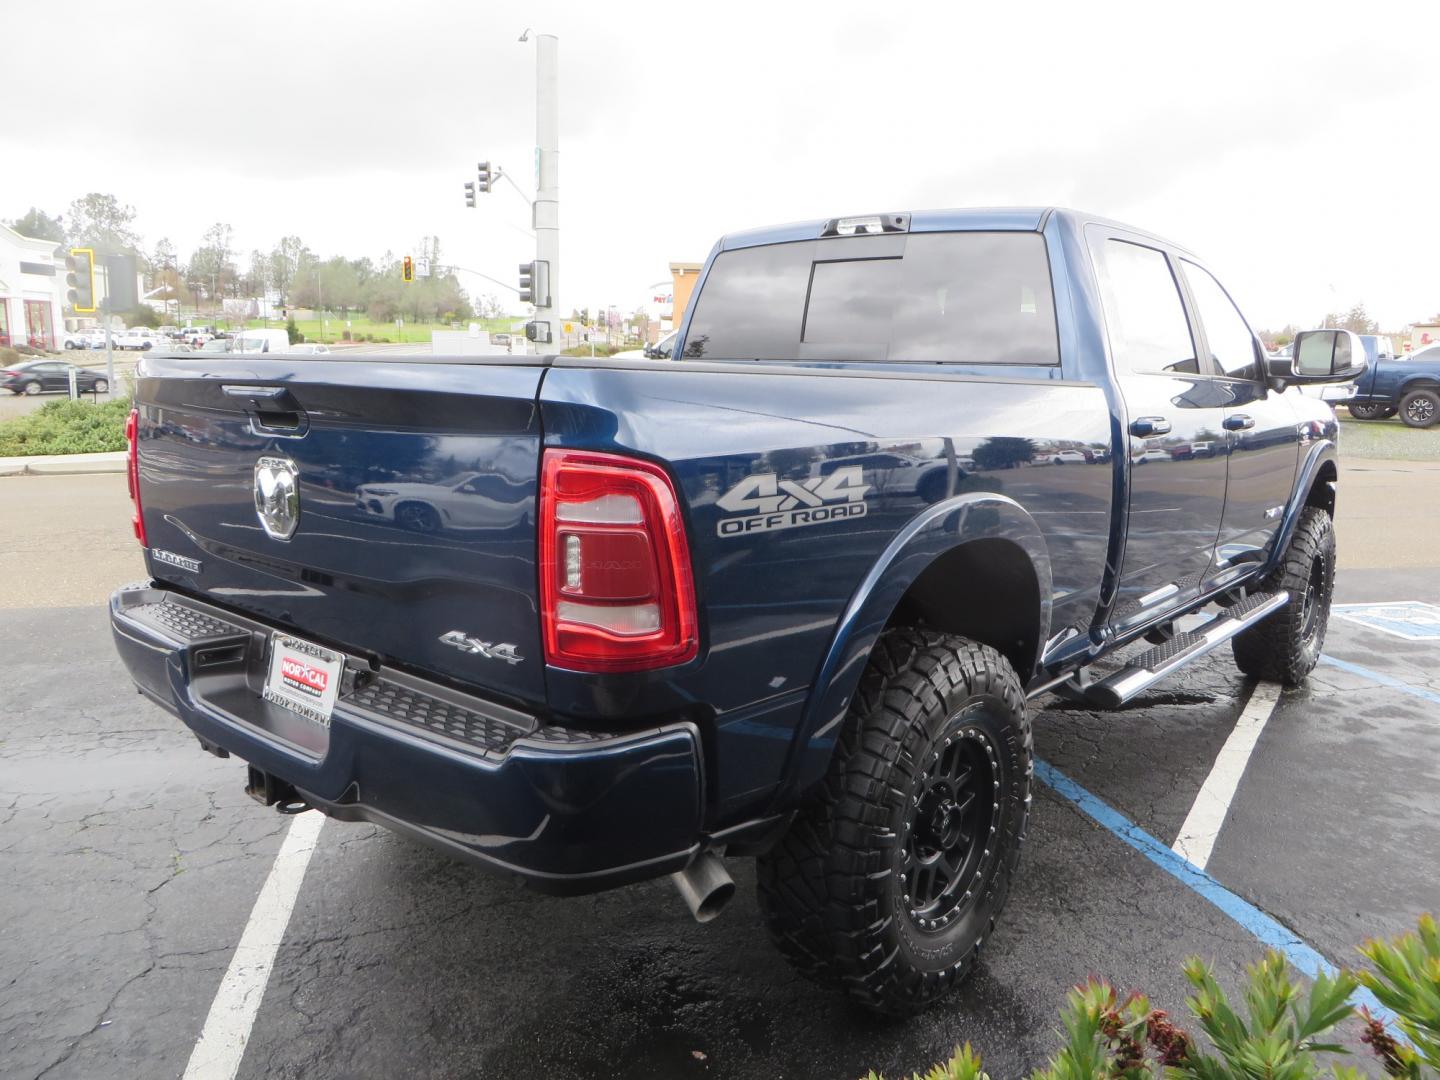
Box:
(24, 301, 54, 351)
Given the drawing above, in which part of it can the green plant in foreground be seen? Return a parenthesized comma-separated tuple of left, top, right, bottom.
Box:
(864, 1042, 990, 1080)
(867, 916, 1440, 1080)
(1357, 914, 1440, 1077)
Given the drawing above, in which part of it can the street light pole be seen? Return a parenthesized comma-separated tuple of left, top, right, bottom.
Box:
(532, 32, 560, 345)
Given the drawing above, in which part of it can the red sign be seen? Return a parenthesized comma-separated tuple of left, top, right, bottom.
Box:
(280, 655, 329, 696)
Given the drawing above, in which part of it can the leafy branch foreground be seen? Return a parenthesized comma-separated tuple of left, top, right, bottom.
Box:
(869, 915, 1440, 1080)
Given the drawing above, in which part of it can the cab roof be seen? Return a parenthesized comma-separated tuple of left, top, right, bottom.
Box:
(718, 207, 1191, 257)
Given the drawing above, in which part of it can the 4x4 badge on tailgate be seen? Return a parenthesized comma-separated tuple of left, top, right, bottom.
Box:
(439, 631, 524, 666)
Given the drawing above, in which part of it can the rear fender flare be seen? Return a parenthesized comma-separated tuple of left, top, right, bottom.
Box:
(778, 492, 1052, 801)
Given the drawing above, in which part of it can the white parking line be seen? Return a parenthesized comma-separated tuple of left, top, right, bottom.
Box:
(183, 810, 325, 1080)
(1171, 681, 1281, 871)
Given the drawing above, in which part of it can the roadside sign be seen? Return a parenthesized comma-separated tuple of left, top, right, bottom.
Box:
(1334, 601, 1440, 641)
(563, 322, 573, 334)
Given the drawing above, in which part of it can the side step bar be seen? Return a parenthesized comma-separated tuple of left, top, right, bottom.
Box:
(1078, 591, 1290, 709)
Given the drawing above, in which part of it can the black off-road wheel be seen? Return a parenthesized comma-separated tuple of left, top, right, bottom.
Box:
(1231, 506, 1335, 684)
(1345, 402, 1394, 421)
(756, 628, 1032, 1016)
(1399, 389, 1440, 429)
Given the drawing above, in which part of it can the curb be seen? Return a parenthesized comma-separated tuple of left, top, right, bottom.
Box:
(0, 451, 127, 476)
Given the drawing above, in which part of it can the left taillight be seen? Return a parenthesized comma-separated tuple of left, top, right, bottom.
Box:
(538, 449, 697, 672)
(125, 407, 147, 546)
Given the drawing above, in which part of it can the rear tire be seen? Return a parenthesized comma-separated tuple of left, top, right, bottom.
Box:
(1345, 402, 1394, 421)
(1231, 506, 1335, 684)
(23, 382, 41, 395)
(1399, 389, 1439, 429)
(756, 628, 1031, 1015)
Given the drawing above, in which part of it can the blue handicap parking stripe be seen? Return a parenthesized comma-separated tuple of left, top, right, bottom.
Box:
(1320, 654, 1440, 707)
(1034, 758, 1403, 1034)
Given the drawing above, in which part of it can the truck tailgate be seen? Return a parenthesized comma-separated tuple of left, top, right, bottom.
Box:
(134, 354, 547, 707)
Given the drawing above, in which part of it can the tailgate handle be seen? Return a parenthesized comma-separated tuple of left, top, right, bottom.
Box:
(222, 384, 308, 436)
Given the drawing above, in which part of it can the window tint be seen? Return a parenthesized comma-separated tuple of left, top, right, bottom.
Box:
(1093, 240, 1197, 376)
(683, 232, 1059, 365)
(1181, 261, 1260, 380)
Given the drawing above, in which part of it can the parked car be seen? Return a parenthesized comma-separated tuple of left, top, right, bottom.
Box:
(615, 330, 679, 360)
(156, 325, 182, 340)
(180, 327, 215, 347)
(2, 359, 110, 395)
(1341, 342, 1440, 427)
(110, 207, 1358, 1016)
(61, 328, 94, 350)
(284, 343, 330, 356)
(195, 338, 233, 354)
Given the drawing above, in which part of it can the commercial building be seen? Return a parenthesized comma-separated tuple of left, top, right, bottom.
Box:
(669, 261, 703, 327)
(0, 222, 64, 350)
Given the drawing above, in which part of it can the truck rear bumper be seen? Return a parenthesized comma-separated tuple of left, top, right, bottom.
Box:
(109, 582, 705, 894)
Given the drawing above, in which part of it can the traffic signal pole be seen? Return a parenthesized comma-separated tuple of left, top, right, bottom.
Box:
(533, 33, 559, 346)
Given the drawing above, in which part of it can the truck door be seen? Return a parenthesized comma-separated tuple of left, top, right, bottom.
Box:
(1176, 259, 1300, 573)
(1090, 234, 1230, 631)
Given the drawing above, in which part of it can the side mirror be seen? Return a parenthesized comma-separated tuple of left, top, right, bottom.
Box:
(1272, 329, 1369, 388)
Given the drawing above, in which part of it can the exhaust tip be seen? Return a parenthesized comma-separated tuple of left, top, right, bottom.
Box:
(671, 852, 735, 923)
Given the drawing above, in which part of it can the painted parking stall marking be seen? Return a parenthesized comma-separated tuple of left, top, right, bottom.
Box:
(1333, 601, 1440, 641)
(1171, 681, 1281, 871)
(183, 810, 325, 1080)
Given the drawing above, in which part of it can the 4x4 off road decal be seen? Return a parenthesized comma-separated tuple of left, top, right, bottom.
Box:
(715, 466, 869, 537)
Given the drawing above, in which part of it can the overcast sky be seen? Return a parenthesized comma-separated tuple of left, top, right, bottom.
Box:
(3, 0, 1437, 330)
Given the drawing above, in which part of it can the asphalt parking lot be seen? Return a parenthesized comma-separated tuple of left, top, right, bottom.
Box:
(3, 462, 1438, 1079)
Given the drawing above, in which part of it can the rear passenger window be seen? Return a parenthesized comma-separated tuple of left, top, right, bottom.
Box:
(1092, 240, 1197, 376)
(1180, 261, 1261, 380)
(683, 232, 1059, 365)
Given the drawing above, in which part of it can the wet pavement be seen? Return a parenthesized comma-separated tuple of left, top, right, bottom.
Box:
(3, 472, 1439, 1079)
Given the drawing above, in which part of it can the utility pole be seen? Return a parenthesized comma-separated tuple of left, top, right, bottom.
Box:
(532, 32, 560, 346)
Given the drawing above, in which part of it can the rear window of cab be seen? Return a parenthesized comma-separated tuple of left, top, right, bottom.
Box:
(682, 231, 1059, 366)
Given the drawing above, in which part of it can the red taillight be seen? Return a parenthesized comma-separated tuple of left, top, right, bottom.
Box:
(125, 408, 147, 546)
(539, 449, 697, 672)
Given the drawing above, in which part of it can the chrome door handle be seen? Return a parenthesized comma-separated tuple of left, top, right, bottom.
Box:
(1129, 416, 1171, 437)
(1224, 414, 1255, 431)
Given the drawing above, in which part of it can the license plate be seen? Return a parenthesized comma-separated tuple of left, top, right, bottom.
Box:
(262, 634, 344, 727)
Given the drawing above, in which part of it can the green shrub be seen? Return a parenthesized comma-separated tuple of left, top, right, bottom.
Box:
(126, 306, 160, 329)
(870, 916, 1440, 1080)
(0, 396, 131, 456)
(286, 316, 303, 345)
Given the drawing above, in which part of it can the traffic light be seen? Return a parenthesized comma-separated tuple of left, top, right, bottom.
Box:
(464, 181, 476, 208)
(477, 161, 494, 194)
(518, 260, 550, 306)
(402, 256, 414, 283)
(65, 248, 96, 312)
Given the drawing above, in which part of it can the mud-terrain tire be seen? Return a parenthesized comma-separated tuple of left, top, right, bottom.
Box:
(1231, 506, 1335, 684)
(756, 628, 1031, 1015)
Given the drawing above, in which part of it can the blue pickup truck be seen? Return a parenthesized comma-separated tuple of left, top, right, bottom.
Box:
(110, 208, 1362, 1015)
(1343, 342, 1440, 427)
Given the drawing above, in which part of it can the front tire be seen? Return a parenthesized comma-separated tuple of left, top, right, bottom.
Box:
(1399, 389, 1439, 429)
(1231, 506, 1335, 684)
(756, 629, 1031, 1015)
